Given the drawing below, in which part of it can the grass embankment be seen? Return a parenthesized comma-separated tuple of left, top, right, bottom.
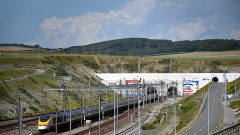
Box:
(1, 52, 240, 73)
(228, 77, 240, 115)
(0, 69, 115, 120)
(141, 83, 210, 134)
(0, 69, 35, 81)
(176, 83, 209, 132)
(227, 77, 240, 94)
(230, 100, 240, 109)
(141, 103, 174, 133)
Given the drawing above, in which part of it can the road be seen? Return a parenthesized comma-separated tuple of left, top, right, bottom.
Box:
(184, 83, 224, 135)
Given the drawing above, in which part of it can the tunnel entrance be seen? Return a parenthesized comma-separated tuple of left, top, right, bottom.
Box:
(212, 77, 219, 82)
(147, 87, 157, 94)
(167, 87, 177, 97)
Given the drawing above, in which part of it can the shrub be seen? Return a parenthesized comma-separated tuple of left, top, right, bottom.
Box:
(82, 59, 100, 69)
(55, 66, 69, 76)
(141, 123, 155, 130)
(18, 87, 34, 98)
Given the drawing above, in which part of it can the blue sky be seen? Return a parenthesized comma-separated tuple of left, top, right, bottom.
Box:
(0, 0, 240, 48)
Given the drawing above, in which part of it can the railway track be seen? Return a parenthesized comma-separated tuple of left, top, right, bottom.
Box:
(74, 109, 134, 135)
(0, 115, 39, 134)
(116, 114, 149, 135)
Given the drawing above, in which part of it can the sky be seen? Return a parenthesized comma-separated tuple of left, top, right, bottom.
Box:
(0, 0, 240, 48)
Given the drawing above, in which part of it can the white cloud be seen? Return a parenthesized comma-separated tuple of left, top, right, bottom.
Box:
(167, 21, 207, 40)
(231, 30, 240, 40)
(151, 21, 208, 41)
(30, 0, 156, 48)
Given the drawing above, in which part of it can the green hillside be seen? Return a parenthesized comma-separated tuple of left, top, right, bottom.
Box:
(65, 38, 240, 55)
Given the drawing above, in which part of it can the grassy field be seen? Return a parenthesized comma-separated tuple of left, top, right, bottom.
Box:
(0, 69, 35, 81)
(0, 46, 35, 52)
(149, 50, 240, 60)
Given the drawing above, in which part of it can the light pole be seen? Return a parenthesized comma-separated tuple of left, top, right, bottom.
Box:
(98, 87, 101, 135)
(133, 95, 135, 117)
(55, 99, 58, 134)
(18, 96, 22, 135)
(127, 86, 130, 122)
(203, 78, 211, 135)
(117, 87, 119, 127)
(143, 80, 145, 109)
(70, 98, 72, 135)
(165, 103, 167, 122)
(86, 120, 92, 135)
(112, 84, 116, 135)
(223, 71, 227, 126)
(174, 82, 177, 135)
(137, 81, 141, 135)
(235, 73, 237, 99)
(106, 89, 108, 102)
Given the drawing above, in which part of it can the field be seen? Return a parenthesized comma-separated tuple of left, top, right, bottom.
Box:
(0, 69, 34, 81)
(0, 46, 35, 52)
(150, 50, 240, 60)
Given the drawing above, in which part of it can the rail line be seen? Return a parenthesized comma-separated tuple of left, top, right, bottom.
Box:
(73, 109, 134, 135)
(116, 114, 149, 135)
(0, 115, 39, 134)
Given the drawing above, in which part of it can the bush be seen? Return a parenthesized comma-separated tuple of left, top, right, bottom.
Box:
(18, 87, 34, 98)
(29, 106, 39, 113)
(55, 66, 69, 76)
(141, 123, 155, 130)
(0, 85, 14, 103)
(230, 100, 240, 109)
(82, 59, 100, 69)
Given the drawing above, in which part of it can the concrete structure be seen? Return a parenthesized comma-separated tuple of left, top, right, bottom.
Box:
(96, 73, 240, 96)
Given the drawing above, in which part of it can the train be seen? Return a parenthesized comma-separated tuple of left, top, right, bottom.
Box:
(38, 93, 158, 131)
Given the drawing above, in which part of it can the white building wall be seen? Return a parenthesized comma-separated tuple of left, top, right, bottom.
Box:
(96, 73, 240, 95)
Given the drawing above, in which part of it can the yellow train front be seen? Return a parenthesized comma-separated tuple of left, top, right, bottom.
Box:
(38, 114, 54, 131)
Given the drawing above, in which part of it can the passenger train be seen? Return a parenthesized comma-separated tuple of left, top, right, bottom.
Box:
(38, 93, 158, 131)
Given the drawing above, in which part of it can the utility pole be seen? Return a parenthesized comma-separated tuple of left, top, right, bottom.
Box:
(145, 84, 148, 106)
(142, 80, 145, 109)
(113, 84, 116, 135)
(128, 94, 130, 122)
(18, 96, 22, 135)
(172, 81, 177, 135)
(98, 88, 101, 135)
(154, 86, 156, 103)
(41, 87, 46, 114)
(169, 59, 172, 73)
(117, 89, 119, 127)
(106, 89, 108, 102)
(133, 96, 135, 117)
(55, 99, 58, 134)
(174, 88, 176, 135)
(208, 81, 210, 135)
(165, 103, 167, 122)
(138, 92, 141, 135)
(60, 80, 65, 112)
(202, 78, 211, 135)
(88, 82, 91, 106)
(81, 96, 83, 127)
(235, 73, 237, 99)
(223, 70, 227, 125)
(70, 98, 72, 135)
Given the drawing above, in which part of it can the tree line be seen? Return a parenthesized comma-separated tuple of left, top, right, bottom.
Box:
(65, 38, 240, 55)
